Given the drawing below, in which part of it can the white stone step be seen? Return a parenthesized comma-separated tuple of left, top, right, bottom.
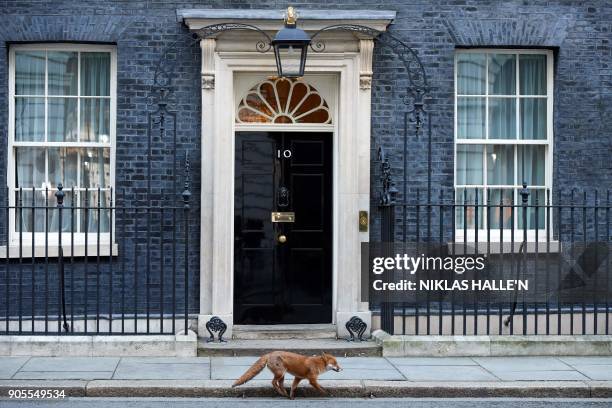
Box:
(232, 324, 337, 340)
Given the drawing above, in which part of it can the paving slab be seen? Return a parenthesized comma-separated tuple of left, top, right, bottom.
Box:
(387, 357, 477, 366)
(0, 357, 29, 379)
(318, 369, 404, 381)
(571, 364, 612, 381)
(113, 359, 210, 380)
(211, 356, 260, 366)
(335, 357, 395, 369)
(12, 371, 113, 380)
(560, 356, 612, 366)
(473, 356, 572, 372)
(19, 357, 119, 372)
(395, 365, 499, 381)
(120, 357, 210, 364)
(492, 370, 590, 381)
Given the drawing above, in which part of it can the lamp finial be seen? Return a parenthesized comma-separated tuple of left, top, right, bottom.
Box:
(285, 6, 297, 25)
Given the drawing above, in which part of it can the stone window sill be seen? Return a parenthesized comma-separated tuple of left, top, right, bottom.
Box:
(448, 241, 561, 255)
(0, 244, 118, 258)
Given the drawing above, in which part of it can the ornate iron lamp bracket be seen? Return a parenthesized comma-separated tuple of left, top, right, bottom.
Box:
(152, 23, 273, 108)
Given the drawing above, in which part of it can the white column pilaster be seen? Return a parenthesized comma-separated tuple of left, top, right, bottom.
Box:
(198, 38, 233, 337)
(336, 39, 374, 338)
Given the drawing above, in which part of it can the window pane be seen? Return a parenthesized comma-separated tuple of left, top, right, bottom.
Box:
(15, 51, 45, 95)
(457, 97, 485, 139)
(15, 189, 46, 232)
(520, 98, 547, 140)
(457, 53, 485, 95)
(15, 147, 45, 188)
(16, 189, 75, 233)
(81, 148, 110, 188)
(15, 97, 45, 142)
(48, 51, 78, 95)
(518, 188, 546, 229)
(487, 145, 514, 185)
(456, 188, 483, 229)
(520, 54, 547, 95)
(81, 190, 110, 233)
(489, 97, 516, 139)
(80, 99, 110, 142)
(518, 145, 545, 186)
(80, 52, 110, 96)
(488, 54, 516, 95)
(48, 98, 78, 142)
(488, 188, 514, 229)
(456, 145, 483, 185)
(48, 147, 78, 189)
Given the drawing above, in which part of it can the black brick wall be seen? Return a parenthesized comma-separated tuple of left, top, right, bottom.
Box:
(0, 1, 609, 321)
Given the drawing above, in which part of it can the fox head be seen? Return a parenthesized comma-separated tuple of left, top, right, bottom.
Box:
(322, 352, 342, 372)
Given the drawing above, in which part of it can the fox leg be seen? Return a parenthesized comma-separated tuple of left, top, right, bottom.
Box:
(289, 377, 302, 399)
(272, 375, 288, 397)
(277, 375, 289, 397)
(308, 378, 329, 396)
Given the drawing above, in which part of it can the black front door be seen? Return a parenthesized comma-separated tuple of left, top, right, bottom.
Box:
(234, 131, 332, 324)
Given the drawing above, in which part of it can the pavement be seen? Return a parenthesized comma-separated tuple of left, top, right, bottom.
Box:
(0, 356, 612, 398)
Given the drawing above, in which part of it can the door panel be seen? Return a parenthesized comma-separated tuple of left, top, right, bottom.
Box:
(234, 131, 332, 324)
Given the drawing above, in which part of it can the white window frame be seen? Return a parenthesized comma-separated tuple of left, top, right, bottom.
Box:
(454, 48, 554, 243)
(6, 43, 117, 254)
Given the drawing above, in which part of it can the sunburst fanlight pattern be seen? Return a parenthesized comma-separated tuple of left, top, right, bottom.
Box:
(236, 78, 332, 124)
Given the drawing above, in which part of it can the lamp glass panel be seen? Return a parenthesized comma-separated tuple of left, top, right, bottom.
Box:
(276, 44, 304, 77)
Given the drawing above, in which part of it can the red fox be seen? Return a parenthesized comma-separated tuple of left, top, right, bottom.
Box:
(232, 351, 342, 399)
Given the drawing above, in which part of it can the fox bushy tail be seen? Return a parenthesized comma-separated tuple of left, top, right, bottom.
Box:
(232, 354, 268, 387)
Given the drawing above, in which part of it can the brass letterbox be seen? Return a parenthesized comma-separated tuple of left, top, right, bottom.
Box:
(271, 212, 295, 223)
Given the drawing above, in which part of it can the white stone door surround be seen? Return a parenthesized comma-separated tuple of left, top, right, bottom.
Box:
(177, 8, 395, 338)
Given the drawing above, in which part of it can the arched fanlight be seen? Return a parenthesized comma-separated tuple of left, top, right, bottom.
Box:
(271, 7, 311, 78)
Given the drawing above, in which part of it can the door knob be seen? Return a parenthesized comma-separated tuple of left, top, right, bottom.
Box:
(277, 234, 287, 244)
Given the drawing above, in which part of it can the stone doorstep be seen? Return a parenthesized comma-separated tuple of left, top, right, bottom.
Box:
(0, 331, 198, 357)
(0, 379, 611, 398)
(372, 330, 612, 357)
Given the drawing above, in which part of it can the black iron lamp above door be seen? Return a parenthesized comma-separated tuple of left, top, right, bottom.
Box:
(271, 7, 311, 78)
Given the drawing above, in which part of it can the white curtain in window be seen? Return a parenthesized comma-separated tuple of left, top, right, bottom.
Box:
(518, 145, 545, 186)
(457, 53, 485, 95)
(520, 55, 547, 95)
(489, 97, 516, 139)
(520, 55, 547, 140)
(489, 54, 516, 95)
(80, 53, 110, 143)
(81, 148, 110, 233)
(487, 145, 514, 185)
(456, 145, 483, 185)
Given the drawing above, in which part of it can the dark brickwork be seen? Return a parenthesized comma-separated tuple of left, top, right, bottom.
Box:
(0, 1, 610, 321)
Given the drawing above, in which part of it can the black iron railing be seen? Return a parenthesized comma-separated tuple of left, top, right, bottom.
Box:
(376, 185, 612, 336)
(0, 183, 192, 335)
